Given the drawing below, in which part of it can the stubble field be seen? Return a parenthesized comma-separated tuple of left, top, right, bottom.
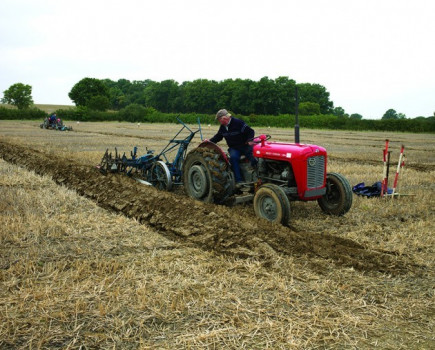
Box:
(0, 120, 434, 349)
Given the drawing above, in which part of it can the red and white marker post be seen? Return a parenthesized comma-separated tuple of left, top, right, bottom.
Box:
(381, 139, 389, 197)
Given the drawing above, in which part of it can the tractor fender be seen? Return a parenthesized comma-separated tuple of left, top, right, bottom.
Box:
(196, 140, 230, 164)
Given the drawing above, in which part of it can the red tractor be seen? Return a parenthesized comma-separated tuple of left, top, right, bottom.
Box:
(182, 134, 353, 226)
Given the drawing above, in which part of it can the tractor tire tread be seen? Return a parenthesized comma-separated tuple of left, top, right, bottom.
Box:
(184, 146, 232, 203)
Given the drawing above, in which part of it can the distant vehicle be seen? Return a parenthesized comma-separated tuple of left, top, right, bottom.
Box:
(40, 116, 72, 131)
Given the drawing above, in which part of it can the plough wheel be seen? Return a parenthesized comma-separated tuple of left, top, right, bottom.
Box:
(149, 161, 172, 191)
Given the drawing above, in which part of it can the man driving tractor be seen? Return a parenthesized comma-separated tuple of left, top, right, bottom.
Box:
(209, 109, 257, 185)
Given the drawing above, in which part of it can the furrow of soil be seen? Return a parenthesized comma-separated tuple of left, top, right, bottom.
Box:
(0, 140, 417, 275)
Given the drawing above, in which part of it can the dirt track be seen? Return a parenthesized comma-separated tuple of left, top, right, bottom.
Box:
(0, 139, 420, 275)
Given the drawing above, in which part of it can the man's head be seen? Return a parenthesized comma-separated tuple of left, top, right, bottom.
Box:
(215, 109, 231, 126)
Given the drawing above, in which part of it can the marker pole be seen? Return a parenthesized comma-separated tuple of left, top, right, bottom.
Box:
(391, 145, 405, 196)
(381, 139, 389, 197)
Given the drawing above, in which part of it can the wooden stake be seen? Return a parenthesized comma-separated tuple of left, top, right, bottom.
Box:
(391, 145, 405, 197)
(381, 139, 389, 197)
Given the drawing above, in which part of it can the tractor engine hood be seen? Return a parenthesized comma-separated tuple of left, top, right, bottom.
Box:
(253, 141, 326, 161)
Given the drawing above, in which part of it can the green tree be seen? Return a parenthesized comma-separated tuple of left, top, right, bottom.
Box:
(69, 78, 109, 107)
(250, 76, 280, 115)
(215, 79, 236, 111)
(87, 95, 111, 111)
(125, 80, 151, 105)
(1, 83, 34, 109)
(107, 87, 126, 110)
(299, 102, 321, 115)
(183, 79, 219, 113)
(297, 83, 333, 114)
(144, 79, 180, 113)
(350, 113, 363, 120)
(69, 76, 342, 116)
(118, 103, 156, 122)
(117, 78, 133, 94)
(274, 76, 297, 114)
(382, 109, 398, 120)
(229, 79, 255, 115)
(332, 106, 348, 118)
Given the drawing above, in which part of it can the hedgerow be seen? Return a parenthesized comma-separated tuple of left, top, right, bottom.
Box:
(0, 107, 46, 120)
(1, 106, 433, 132)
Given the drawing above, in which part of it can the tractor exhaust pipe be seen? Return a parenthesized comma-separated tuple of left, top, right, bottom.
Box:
(295, 86, 300, 144)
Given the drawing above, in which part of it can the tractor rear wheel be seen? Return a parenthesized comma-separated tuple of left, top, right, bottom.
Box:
(317, 172, 352, 216)
(187, 164, 209, 198)
(183, 147, 232, 203)
(254, 184, 291, 226)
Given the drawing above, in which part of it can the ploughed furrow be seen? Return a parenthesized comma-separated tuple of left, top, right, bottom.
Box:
(0, 140, 416, 275)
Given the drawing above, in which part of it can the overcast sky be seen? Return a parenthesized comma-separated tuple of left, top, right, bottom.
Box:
(1, 0, 434, 119)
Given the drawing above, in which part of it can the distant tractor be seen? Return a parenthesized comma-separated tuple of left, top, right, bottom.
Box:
(182, 135, 352, 226)
(40, 117, 72, 131)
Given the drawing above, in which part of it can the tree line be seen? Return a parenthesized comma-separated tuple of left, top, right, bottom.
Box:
(66, 77, 434, 120)
(2, 78, 433, 123)
(68, 76, 335, 116)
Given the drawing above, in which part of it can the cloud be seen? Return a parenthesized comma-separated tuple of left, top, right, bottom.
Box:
(1, 0, 434, 118)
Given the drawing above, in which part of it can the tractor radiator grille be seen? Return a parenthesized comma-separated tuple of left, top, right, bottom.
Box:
(307, 156, 325, 188)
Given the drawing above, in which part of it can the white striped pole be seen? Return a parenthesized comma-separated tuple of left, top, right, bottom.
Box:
(381, 139, 389, 197)
(391, 145, 405, 197)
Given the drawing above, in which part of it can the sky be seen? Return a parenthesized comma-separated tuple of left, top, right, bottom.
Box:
(0, 0, 434, 119)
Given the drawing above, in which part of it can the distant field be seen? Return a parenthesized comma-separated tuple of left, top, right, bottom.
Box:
(33, 104, 75, 113)
(0, 121, 434, 349)
(0, 103, 75, 113)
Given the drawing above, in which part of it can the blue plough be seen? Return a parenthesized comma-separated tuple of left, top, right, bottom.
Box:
(97, 117, 202, 190)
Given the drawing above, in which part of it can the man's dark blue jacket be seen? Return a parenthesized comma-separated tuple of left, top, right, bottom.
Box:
(209, 117, 255, 149)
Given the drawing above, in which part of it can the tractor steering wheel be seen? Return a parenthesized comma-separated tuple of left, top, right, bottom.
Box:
(249, 134, 271, 144)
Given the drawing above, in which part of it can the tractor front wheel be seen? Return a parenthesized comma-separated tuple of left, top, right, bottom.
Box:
(317, 172, 352, 216)
(254, 184, 291, 226)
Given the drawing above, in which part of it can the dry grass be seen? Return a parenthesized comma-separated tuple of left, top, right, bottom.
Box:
(0, 120, 434, 349)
